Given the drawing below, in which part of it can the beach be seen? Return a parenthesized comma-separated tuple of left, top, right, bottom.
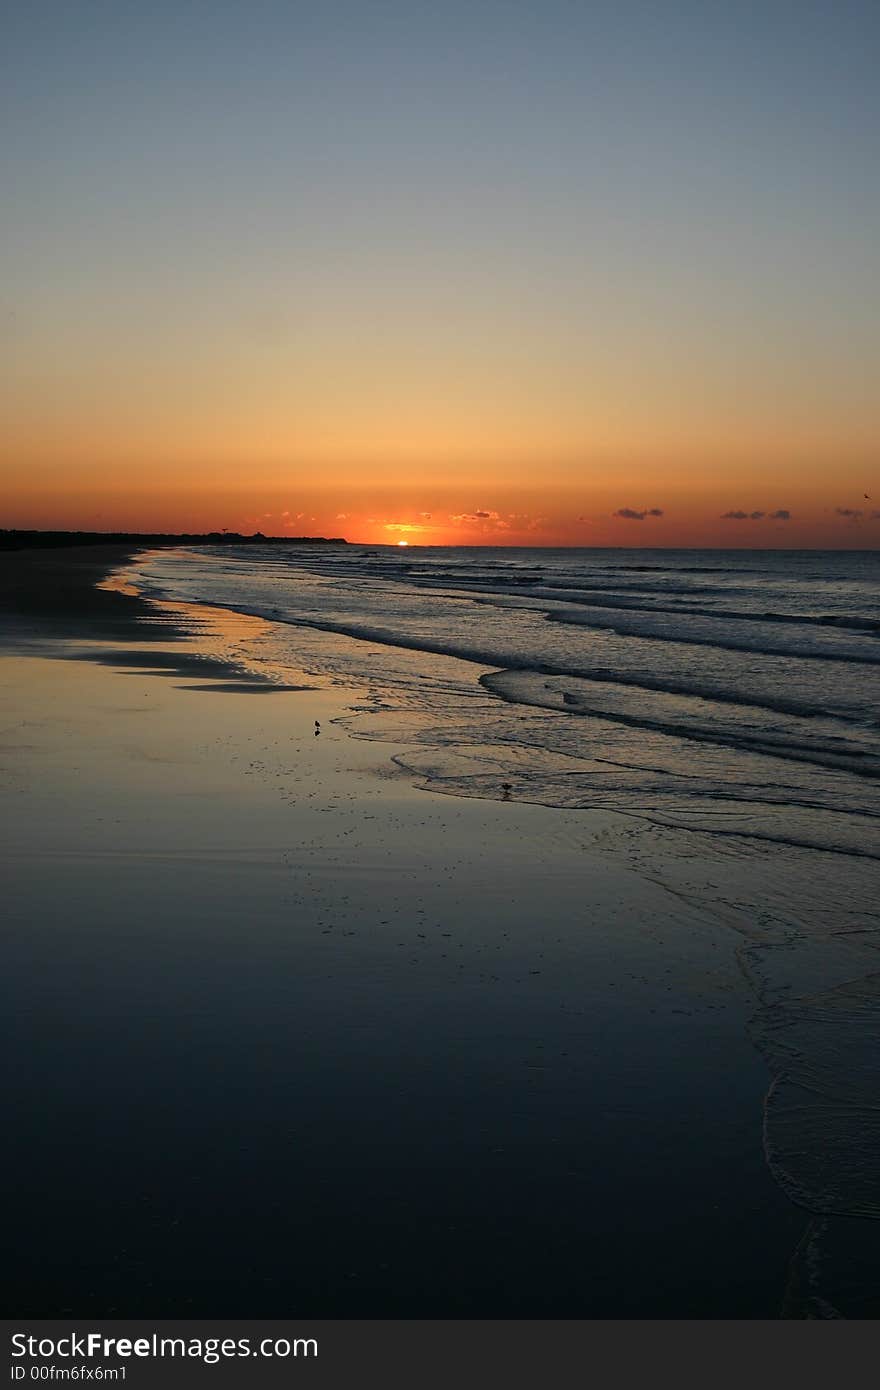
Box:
(2, 545, 874, 1316)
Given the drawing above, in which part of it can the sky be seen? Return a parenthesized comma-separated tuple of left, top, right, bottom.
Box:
(2, 0, 878, 546)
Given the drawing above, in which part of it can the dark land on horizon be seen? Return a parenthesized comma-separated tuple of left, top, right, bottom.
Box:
(0, 528, 348, 551)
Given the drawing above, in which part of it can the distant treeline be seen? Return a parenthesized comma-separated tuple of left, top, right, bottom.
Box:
(0, 529, 348, 551)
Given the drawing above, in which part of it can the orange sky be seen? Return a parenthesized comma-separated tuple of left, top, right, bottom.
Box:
(4, 237, 876, 546)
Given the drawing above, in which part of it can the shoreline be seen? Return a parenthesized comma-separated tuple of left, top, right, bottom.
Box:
(0, 545, 313, 691)
(2, 545, 810, 1316)
(0, 544, 177, 644)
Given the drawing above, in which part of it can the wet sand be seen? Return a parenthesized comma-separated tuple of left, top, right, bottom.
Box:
(1, 548, 804, 1316)
(0, 544, 158, 639)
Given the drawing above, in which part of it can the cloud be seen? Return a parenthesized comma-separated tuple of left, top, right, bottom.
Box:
(613, 507, 663, 521)
(836, 507, 863, 519)
(721, 508, 789, 520)
(450, 509, 500, 522)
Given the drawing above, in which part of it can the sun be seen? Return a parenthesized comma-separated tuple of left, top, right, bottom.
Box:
(397, 540, 409, 546)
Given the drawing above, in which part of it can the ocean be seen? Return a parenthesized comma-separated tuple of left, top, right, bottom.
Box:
(118, 543, 880, 1312)
(127, 544, 879, 858)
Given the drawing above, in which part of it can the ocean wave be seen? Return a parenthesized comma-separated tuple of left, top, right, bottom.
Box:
(545, 605, 880, 664)
(429, 582, 880, 635)
(160, 593, 875, 732)
(481, 670, 880, 782)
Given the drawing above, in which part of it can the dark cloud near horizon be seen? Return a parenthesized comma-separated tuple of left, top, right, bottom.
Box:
(450, 509, 498, 521)
(613, 507, 663, 520)
(721, 508, 790, 520)
(836, 507, 863, 519)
